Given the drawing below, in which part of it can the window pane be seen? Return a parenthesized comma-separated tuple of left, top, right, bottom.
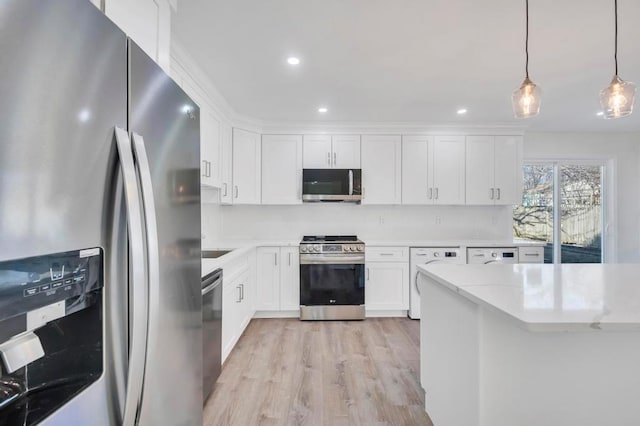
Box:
(560, 165, 602, 263)
(513, 164, 554, 263)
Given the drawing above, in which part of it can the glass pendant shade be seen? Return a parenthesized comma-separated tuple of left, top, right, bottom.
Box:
(512, 77, 542, 118)
(599, 75, 636, 119)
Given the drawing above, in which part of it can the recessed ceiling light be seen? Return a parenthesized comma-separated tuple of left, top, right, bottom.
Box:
(287, 57, 300, 65)
(596, 111, 604, 116)
(457, 108, 468, 115)
(318, 107, 328, 113)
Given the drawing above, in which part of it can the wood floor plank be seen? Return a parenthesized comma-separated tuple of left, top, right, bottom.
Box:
(204, 318, 433, 426)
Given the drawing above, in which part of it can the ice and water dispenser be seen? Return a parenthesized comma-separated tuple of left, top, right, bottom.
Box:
(0, 248, 104, 424)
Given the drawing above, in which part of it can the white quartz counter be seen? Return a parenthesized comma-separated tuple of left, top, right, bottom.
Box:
(418, 263, 640, 332)
(201, 240, 300, 277)
(364, 238, 545, 247)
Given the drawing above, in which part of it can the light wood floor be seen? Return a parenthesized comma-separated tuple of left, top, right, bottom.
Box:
(204, 318, 434, 426)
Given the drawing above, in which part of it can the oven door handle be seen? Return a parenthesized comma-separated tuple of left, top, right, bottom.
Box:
(348, 169, 353, 196)
(300, 255, 365, 265)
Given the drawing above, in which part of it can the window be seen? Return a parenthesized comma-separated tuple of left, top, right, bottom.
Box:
(513, 162, 604, 264)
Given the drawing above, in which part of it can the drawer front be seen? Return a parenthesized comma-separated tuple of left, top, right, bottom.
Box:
(365, 247, 409, 262)
(518, 246, 544, 263)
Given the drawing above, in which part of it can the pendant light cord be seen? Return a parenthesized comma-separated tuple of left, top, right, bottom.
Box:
(614, 0, 618, 75)
(525, 0, 529, 78)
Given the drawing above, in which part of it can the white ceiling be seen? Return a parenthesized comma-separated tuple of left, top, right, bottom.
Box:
(172, 0, 640, 131)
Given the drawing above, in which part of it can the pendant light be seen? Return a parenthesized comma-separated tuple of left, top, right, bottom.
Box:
(599, 0, 636, 119)
(512, 0, 541, 119)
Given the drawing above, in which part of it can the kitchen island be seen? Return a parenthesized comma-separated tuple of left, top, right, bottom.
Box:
(417, 263, 640, 426)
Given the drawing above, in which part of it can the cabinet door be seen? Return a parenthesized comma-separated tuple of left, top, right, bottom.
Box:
(402, 136, 432, 204)
(219, 123, 233, 204)
(279, 247, 300, 311)
(222, 278, 241, 362)
(200, 108, 220, 187)
(332, 135, 361, 168)
(365, 262, 409, 310)
(493, 136, 523, 205)
(432, 136, 466, 205)
(256, 248, 280, 311)
(232, 128, 261, 204)
(303, 135, 332, 168)
(361, 135, 401, 204)
(236, 269, 252, 332)
(465, 136, 495, 205)
(103, 0, 171, 70)
(262, 135, 303, 204)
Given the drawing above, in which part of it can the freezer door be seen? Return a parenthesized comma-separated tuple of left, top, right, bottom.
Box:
(0, 0, 129, 425)
(128, 41, 202, 426)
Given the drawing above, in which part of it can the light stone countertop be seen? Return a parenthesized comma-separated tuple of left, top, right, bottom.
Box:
(418, 263, 640, 332)
(201, 238, 545, 278)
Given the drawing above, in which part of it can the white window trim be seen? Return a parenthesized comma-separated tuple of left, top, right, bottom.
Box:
(522, 158, 614, 263)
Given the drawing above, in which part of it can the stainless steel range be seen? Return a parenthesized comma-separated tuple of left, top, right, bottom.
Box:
(299, 236, 366, 320)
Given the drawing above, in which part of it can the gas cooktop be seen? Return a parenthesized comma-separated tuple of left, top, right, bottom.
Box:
(301, 235, 360, 243)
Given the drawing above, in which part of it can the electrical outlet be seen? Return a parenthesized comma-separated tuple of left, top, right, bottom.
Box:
(435, 216, 441, 225)
(379, 216, 385, 225)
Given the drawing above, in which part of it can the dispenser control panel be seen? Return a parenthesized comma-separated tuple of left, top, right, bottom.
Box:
(0, 248, 103, 323)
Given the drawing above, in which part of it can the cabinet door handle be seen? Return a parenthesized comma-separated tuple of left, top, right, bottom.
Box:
(496, 188, 501, 200)
(434, 188, 439, 199)
(240, 283, 244, 301)
(288, 252, 292, 266)
(327, 152, 331, 166)
(236, 286, 242, 303)
(428, 188, 433, 199)
(223, 183, 228, 197)
(490, 188, 494, 200)
(274, 252, 278, 266)
(333, 152, 337, 166)
(207, 161, 212, 177)
(202, 160, 207, 177)
(366, 268, 370, 281)
(234, 185, 239, 198)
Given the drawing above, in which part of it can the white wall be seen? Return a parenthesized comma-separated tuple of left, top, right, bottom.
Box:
(216, 204, 513, 242)
(523, 132, 640, 262)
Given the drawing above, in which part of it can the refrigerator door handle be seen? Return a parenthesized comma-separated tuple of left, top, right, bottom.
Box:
(114, 127, 149, 426)
(131, 132, 161, 411)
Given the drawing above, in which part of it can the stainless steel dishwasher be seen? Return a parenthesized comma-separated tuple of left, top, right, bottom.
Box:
(202, 268, 222, 402)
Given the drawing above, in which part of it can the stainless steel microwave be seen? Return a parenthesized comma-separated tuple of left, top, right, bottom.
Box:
(302, 169, 362, 202)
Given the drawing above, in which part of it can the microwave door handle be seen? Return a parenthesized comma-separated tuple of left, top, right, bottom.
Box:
(114, 127, 149, 426)
(349, 169, 353, 195)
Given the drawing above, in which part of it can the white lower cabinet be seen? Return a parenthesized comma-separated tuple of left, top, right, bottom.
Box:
(221, 252, 255, 363)
(256, 247, 300, 313)
(365, 247, 409, 314)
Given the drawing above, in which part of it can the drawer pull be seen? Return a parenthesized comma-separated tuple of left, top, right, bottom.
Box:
(524, 253, 540, 256)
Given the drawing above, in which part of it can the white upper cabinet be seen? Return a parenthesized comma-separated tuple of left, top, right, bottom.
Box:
(402, 135, 465, 205)
(199, 109, 220, 187)
(332, 135, 361, 168)
(432, 136, 466, 205)
(402, 136, 432, 204)
(303, 135, 361, 169)
(102, 0, 171, 71)
(466, 136, 522, 205)
(302, 135, 332, 168)
(232, 128, 261, 204)
(219, 123, 233, 204)
(493, 136, 523, 205)
(361, 135, 401, 204)
(261, 135, 303, 204)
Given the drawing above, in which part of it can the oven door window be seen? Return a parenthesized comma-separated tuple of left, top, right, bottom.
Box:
(300, 263, 365, 305)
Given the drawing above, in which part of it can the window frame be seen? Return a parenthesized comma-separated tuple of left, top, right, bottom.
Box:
(520, 158, 612, 264)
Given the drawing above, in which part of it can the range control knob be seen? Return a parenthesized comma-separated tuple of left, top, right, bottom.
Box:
(358, 245, 364, 252)
(434, 252, 440, 257)
(347, 246, 354, 252)
(314, 245, 321, 252)
(300, 246, 308, 253)
(492, 252, 498, 258)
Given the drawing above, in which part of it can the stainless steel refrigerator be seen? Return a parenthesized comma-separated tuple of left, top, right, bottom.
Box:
(0, 0, 202, 424)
